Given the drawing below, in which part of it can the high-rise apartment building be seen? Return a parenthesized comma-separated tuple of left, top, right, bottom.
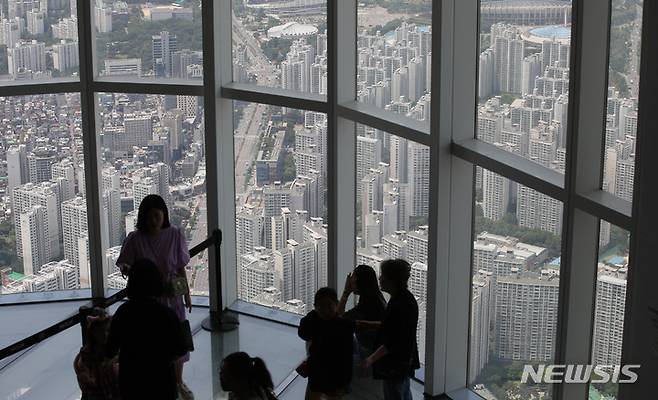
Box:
(51, 159, 76, 202)
(52, 40, 79, 72)
(517, 184, 563, 235)
(495, 270, 559, 361)
(61, 197, 88, 272)
(8, 40, 46, 77)
(124, 114, 153, 148)
(408, 141, 430, 217)
(26, 9, 45, 34)
(7, 145, 29, 201)
(239, 248, 278, 302)
(27, 147, 57, 184)
(13, 182, 62, 276)
(176, 95, 198, 119)
(482, 167, 510, 221)
(132, 163, 170, 210)
(0, 17, 24, 47)
(152, 31, 177, 78)
(102, 169, 122, 247)
(470, 271, 493, 383)
(236, 205, 263, 258)
(592, 268, 627, 367)
(94, 0, 112, 33)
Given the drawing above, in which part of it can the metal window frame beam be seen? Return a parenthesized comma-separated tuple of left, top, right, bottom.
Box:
(0, 81, 81, 96)
(337, 101, 431, 146)
(221, 83, 328, 114)
(452, 139, 565, 201)
(574, 191, 632, 231)
(91, 79, 204, 96)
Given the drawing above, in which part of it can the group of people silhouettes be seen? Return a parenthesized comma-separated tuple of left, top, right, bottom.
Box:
(73, 194, 419, 400)
(299, 260, 419, 400)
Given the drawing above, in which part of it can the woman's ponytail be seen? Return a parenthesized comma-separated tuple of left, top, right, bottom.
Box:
(250, 357, 274, 392)
(222, 352, 277, 398)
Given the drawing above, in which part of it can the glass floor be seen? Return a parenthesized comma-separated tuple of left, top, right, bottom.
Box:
(0, 303, 424, 399)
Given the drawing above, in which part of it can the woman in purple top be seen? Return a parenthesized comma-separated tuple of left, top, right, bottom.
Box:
(116, 194, 194, 400)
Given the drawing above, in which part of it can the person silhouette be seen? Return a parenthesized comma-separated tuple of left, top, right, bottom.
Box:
(219, 352, 278, 400)
(106, 258, 187, 400)
(116, 194, 194, 399)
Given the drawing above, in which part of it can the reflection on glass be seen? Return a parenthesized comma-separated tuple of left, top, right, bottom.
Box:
(470, 167, 563, 399)
(232, 0, 327, 92)
(0, 1, 79, 82)
(355, 124, 429, 366)
(477, 0, 573, 176)
(589, 222, 630, 400)
(0, 93, 90, 296)
(356, 1, 432, 121)
(97, 93, 208, 295)
(233, 102, 328, 315)
(602, 0, 643, 203)
(93, 0, 203, 80)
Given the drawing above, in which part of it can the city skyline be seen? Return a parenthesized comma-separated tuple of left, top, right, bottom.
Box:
(0, 1, 641, 399)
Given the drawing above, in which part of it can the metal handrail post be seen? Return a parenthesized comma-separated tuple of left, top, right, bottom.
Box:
(201, 229, 239, 332)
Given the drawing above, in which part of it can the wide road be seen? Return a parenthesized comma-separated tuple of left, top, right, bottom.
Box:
(234, 102, 269, 199)
(231, 11, 280, 207)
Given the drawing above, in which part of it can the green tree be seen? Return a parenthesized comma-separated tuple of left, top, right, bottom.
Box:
(282, 153, 296, 182)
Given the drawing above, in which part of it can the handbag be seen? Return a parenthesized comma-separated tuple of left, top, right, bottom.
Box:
(181, 320, 194, 352)
(295, 359, 309, 378)
(169, 276, 190, 297)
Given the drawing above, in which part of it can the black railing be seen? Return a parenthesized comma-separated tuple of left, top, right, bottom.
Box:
(0, 229, 225, 361)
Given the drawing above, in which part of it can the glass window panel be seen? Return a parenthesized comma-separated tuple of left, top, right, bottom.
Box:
(589, 221, 631, 399)
(477, 1, 573, 177)
(234, 101, 328, 314)
(602, 0, 643, 203)
(92, 1, 203, 81)
(469, 167, 563, 399)
(0, 93, 91, 297)
(356, 1, 432, 123)
(96, 93, 208, 296)
(355, 124, 429, 369)
(231, 0, 327, 93)
(0, 1, 79, 82)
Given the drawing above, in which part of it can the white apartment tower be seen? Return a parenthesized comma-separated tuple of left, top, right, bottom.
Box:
(470, 271, 493, 383)
(592, 269, 627, 367)
(239, 248, 278, 302)
(52, 40, 79, 72)
(61, 197, 88, 270)
(482, 168, 509, 221)
(51, 159, 76, 202)
(13, 182, 62, 276)
(495, 271, 560, 361)
(8, 40, 46, 77)
(408, 141, 430, 217)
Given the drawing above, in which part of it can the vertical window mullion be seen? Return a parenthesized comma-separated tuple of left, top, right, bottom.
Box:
(620, 1, 658, 398)
(208, 0, 238, 310)
(558, 0, 611, 399)
(77, 0, 105, 299)
(328, 0, 357, 290)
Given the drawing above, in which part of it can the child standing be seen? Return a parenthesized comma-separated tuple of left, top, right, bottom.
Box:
(74, 309, 120, 400)
(298, 287, 355, 400)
